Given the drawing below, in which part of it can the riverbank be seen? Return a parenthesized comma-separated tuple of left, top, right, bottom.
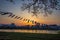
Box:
(0, 32, 60, 40)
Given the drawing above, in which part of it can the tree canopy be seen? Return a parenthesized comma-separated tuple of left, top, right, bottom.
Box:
(6, 0, 60, 16)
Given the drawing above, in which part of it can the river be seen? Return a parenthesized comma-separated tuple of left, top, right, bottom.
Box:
(0, 29, 59, 34)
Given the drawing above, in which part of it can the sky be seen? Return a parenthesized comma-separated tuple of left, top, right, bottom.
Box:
(0, 0, 60, 26)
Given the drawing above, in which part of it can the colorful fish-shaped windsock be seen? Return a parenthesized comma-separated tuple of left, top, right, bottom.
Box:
(14, 16, 18, 19)
(31, 20, 35, 24)
(0, 12, 9, 15)
(8, 13, 13, 17)
(23, 19, 25, 21)
(0, 11, 13, 16)
(25, 19, 28, 21)
(20, 17, 23, 20)
(17, 17, 21, 19)
(11, 15, 15, 18)
(27, 19, 30, 23)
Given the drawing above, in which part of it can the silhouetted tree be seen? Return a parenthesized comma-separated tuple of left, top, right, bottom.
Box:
(6, 0, 60, 16)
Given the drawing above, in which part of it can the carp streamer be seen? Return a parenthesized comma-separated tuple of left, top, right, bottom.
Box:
(0, 11, 38, 24)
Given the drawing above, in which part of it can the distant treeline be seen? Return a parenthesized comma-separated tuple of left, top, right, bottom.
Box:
(0, 24, 60, 30)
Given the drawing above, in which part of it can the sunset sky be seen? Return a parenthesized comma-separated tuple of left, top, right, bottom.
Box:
(0, 0, 60, 26)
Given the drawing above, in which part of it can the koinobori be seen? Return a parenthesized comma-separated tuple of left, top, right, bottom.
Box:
(0, 11, 38, 24)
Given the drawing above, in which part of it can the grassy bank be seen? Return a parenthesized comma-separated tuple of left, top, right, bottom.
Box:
(0, 32, 60, 40)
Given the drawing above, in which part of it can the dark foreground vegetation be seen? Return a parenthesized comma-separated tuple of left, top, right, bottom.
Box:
(0, 32, 60, 40)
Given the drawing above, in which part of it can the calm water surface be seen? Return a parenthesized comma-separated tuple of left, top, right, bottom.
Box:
(0, 29, 59, 34)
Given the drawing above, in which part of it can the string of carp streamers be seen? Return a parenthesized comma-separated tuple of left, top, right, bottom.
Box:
(0, 11, 38, 24)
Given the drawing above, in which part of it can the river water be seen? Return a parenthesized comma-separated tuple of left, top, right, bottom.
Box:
(0, 29, 59, 34)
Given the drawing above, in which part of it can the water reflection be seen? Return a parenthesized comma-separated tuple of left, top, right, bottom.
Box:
(0, 29, 58, 34)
